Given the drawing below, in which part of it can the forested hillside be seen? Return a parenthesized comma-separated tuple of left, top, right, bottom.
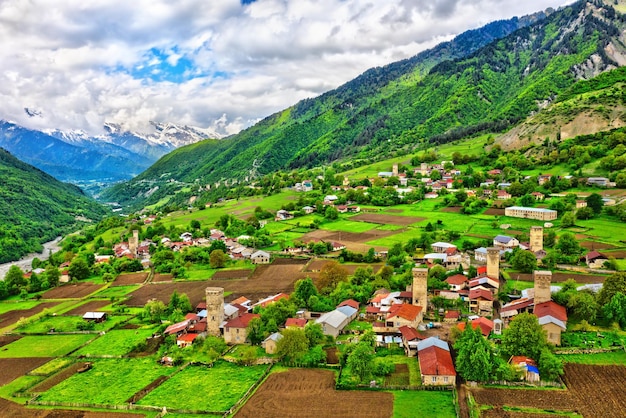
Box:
(0, 148, 109, 263)
(104, 0, 626, 211)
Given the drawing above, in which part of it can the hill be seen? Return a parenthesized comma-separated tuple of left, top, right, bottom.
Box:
(104, 0, 626, 211)
(0, 148, 109, 263)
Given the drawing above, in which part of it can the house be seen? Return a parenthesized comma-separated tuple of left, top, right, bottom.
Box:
(262, 332, 283, 354)
(223, 313, 260, 344)
(534, 301, 567, 346)
(586, 177, 610, 187)
(176, 333, 199, 348)
(510, 356, 540, 382)
(458, 317, 494, 336)
(445, 274, 468, 291)
(254, 293, 289, 308)
(538, 175, 552, 185)
(302, 180, 313, 191)
(443, 310, 460, 323)
(302, 206, 315, 214)
(431, 242, 457, 253)
(330, 242, 346, 252)
(399, 325, 425, 356)
(338, 299, 360, 310)
(469, 289, 494, 315)
(285, 318, 307, 328)
(417, 337, 456, 386)
(504, 206, 558, 221)
(82, 312, 107, 323)
(493, 235, 519, 249)
(424, 192, 438, 199)
(275, 210, 294, 221)
(576, 200, 587, 209)
(336, 205, 348, 213)
(581, 251, 608, 269)
(164, 320, 190, 336)
(384, 304, 423, 331)
(531, 192, 545, 200)
(315, 306, 357, 337)
(251, 250, 271, 264)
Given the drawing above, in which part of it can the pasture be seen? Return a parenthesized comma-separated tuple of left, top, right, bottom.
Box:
(72, 327, 158, 357)
(0, 335, 94, 358)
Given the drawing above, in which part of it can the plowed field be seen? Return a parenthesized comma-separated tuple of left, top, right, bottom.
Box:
(235, 369, 393, 418)
(111, 272, 148, 286)
(0, 358, 52, 385)
(0, 397, 143, 417)
(350, 213, 425, 225)
(42, 284, 105, 299)
(0, 302, 59, 328)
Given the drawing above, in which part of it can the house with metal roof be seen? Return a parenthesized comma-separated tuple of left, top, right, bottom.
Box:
(417, 337, 456, 386)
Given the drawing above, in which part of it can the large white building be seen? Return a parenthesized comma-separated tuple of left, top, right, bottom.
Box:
(505, 206, 557, 221)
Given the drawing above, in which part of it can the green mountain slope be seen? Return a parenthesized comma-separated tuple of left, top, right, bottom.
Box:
(104, 0, 626, 211)
(0, 148, 109, 263)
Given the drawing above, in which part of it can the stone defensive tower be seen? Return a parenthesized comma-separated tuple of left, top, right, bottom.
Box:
(533, 270, 552, 305)
(486, 247, 500, 282)
(205, 287, 224, 337)
(392, 164, 399, 176)
(412, 268, 428, 308)
(129, 230, 139, 257)
(530, 226, 543, 253)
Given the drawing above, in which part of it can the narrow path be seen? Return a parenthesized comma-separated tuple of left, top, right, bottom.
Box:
(457, 382, 470, 418)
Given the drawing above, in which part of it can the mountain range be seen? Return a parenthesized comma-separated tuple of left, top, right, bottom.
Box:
(102, 0, 626, 211)
(0, 120, 221, 194)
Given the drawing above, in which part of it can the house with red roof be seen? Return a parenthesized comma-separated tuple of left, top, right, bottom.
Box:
(534, 301, 567, 346)
(445, 274, 468, 291)
(469, 288, 494, 315)
(254, 293, 289, 308)
(176, 333, 199, 348)
(399, 325, 426, 356)
(443, 310, 460, 323)
(510, 356, 540, 382)
(383, 304, 423, 331)
(338, 299, 360, 310)
(417, 337, 456, 386)
(285, 318, 307, 328)
(581, 251, 609, 269)
(457, 317, 494, 336)
(223, 313, 260, 344)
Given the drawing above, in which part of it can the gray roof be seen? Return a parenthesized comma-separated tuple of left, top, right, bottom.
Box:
(537, 315, 566, 330)
(507, 206, 557, 213)
(251, 250, 269, 258)
(336, 306, 357, 318)
(316, 309, 349, 329)
(224, 304, 238, 317)
(494, 235, 514, 244)
(417, 337, 449, 352)
(83, 312, 106, 319)
(264, 332, 283, 343)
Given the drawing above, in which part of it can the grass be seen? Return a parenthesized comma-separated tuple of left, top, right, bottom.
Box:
(0, 375, 44, 403)
(390, 390, 456, 418)
(557, 350, 626, 364)
(0, 335, 94, 358)
(320, 219, 380, 233)
(72, 327, 158, 357)
(137, 361, 267, 412)
(93, 285, 141, 298)
(37, 358, 176, 406)
(0, 301, 41, 315)
(29, 358, 74, 376)
(16, 315, 130, 334)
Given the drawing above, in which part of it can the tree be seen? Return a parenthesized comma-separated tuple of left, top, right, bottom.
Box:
(454, 326, 496, 382)
(324, 206, 339, 220)
(68, 258, 91, 281)
(603, 292, 626, 328)
(567, 292, 598, 322)
(142, 299, 167, 323)
(276, 328, 309, 361)
(561, 211, 576, 227)
(44, 265, 60, 288)
(318, 262, 348, 294)
(555, 232, 581, 256)
(501, 313, 548, 361)
(544, 230, 556, 248)
(598, 272, 626, 306)
(539, 349, 563, 381)
(209, 249, 228, 268)
(292, 278, 319, 309)
(246, 317, 266, 345)
(510, 250, 537, 273)
(346, 342, 375, 383)
(0, 281, 8, 300)
(304, 322, 324, 347)
(586, 193, 604, 214)
(4, 265, 26, 294)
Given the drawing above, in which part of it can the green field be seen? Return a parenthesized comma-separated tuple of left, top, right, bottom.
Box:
(0, 301, 40, 315)
(320, 219, 378, 233)
(0, 335, 94, 358)
(391, 390, 456, 418)
(137, 361, 267, 412)
(29, 358, 74, 376)
(16, 314, 130, 334)
(72, 327, 158, 357)
(557, 350, 626, 364)
(93, 285, 141, 299)
(37, 358, 176, 405)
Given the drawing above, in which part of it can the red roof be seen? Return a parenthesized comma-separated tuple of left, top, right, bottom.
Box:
(258, 293, 289, 308)
(231, 303, 249, 314)
(177, 333, 199, 343)
(196, 302, 207, 310)
(231, 296, 250, 306)
(225, 313, 260, 329)
(418, 345, 456, 376)
(370, 293, 388, 304)
(285, 318, 307, 328)
(399, 291, 413, 299)
(510, 356, 537, 367)
(472, 317, 494, 336)
(445, 247, 457, 256)
(185, 313, 199, 321)
(444, 310, 460, 319)
(445, 274, 467, 285)
(388, 304, 422, 321)
(501, 298, 533, 313)
(189, 321, 207, 333)
(164, 320, 189, 335)
(476, 266, 487, 275)
(338, 299, 360, 310)
(366, 306, 380, 314)
(469, 288, 494, 301)
(399, 325, 425, 341)
(585, 251, 607, 261)
(534, 301, 567, 322)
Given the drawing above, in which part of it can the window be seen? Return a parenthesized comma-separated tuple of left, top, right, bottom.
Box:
(432, 377, 436, 383)
(444, 377, 448, 383)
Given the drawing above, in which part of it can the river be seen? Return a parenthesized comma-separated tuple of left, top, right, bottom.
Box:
(0, 237, 63, 279)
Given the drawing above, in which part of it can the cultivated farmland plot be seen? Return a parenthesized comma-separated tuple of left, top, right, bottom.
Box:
(0, 335, 94, 358)
(72, 328, 157, 357)
(42, 283, 105, 299)
(0, 358, 52, 385)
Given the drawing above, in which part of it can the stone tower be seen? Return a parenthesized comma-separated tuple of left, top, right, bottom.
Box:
(392, 164, 399, 176)
(486, 247, 500, 281)
(412, 268, 428, 308)
(533, 270, 552, 305)
(205, 287, 224, 337)
(530, 226, 543, 253)
(129, 230, 139, 257)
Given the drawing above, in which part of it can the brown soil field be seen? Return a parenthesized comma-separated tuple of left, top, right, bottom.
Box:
(212, 269, 253, 280)
(472, 364, 626, 418)
(235, 369, 393, 418)
(128, 259, 309, 306)
(483, 208, 506, 216)
(32, 362, 91, 393)
(0, 358, 52, 385)
(350, 213, 426, 226)
(0, 335, 21, 347)
(63, 300, 110, 316)
(481, 408, 570, 418)
(0, 397, 143, 417)
(385, 209, 403, 213)
(325, 347, 339, 364)
(513, 272, 607, 283)
(306, 260, 383, 275)
(42, 284, 105, 299)
(152, 273, 173, 282)
(579, 241, 619, 250)
(302, 228, 398, 244)
(604, 249, 626, 258)
(0, 302, 59, 328)
(440, 206, 463, 213)
(111, 272, 149, 286)
(384, 363, 410, 386)
(563, 363, 626, 418)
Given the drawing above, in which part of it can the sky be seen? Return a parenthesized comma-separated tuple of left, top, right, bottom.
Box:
(0, 0, 575, 137)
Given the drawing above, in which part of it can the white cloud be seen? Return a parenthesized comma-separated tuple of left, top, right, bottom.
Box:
(0, 0, 574, 136)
